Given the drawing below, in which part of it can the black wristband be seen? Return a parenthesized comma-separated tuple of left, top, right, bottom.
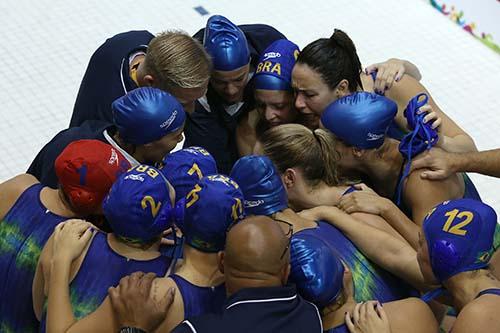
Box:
(119, 327, 147, 333)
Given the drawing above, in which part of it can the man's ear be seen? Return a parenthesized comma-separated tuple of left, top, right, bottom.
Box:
(217, 251, 225, 274)
(335, 79, 350, 98)
(143, 74, 155, 87)
(282, 168, 296, 189)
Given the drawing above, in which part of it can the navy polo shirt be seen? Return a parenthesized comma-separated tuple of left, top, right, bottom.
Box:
(172, 284, 322, 333)
(27, 120, 113, 188)
(69, 30, 154, 127)
(185, 24, 286, 174)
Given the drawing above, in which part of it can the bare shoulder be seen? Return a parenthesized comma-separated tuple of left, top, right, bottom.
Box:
(403, 168, 462, 217)
(152, 276, 185, 333)
(453, 297, 500, 333)
(0, 173, 40, 218)
(152, 277, 177, 302)
(384, 297, 438, 333)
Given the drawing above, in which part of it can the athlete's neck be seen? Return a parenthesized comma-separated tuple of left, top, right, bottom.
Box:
(175, 245, 224, 287)
(293, 181, 349, 210)
(444, 269, 500, 311)
(111, 132, 141, 161)
(107, 233, 161, 260)
(362, 139, 404, 198)
(42, 188, 78, 217)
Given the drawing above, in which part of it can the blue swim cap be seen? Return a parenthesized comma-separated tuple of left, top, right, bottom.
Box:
(321, 92, 397, 149)
(230, 155, 288, 216)
(423, 199, 497, 283)
(158, 147, 218, 200)
(103, 164, 179, 242)
(182, 174, 244, 252)
(290, 233, 345, 309)
(204, 15, 250, 71)
(112, 87, 186, 145)
(253, 39, 300, 91)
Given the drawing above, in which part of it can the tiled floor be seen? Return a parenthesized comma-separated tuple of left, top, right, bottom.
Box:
(1, 0, 499, 211)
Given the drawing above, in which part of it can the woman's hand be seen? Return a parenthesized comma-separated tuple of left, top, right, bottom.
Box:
(345, 301, 391, 333)
(366, 58, 421, 94)
(338, 184, 391, 216)
(52, 219, 93, 263)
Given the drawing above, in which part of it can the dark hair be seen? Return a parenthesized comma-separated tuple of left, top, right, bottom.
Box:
(297, 29, 363, 92)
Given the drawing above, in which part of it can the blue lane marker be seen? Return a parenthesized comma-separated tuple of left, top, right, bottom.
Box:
(194, 6, 209, 16)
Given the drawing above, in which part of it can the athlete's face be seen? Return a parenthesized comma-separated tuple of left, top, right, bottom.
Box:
(254, 89, 297, 127)
(142, 126, 185, 164)
(211, 64, 250, 105)
(416, 232, 439, 284)
(169, 82, 209, 114)
(292, 63, 337, 129)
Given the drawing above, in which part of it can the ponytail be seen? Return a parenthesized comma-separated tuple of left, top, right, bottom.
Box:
(298, 29, 363, 92)
(313, 129, 339, 186)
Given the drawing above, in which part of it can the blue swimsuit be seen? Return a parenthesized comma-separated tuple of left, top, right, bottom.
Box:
(170, 274, 226, 319)
(0, 184, 69, 333)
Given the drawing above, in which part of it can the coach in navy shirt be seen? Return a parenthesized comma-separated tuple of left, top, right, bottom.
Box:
(184, 15, 286, 174)
(69, 30, 210, 127)
(110, 216, 322, 333)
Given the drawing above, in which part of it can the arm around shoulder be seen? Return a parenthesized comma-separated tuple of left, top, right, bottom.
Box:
(386, 75, 477, 153)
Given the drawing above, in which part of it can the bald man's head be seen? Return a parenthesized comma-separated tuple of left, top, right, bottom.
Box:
(220, 215, 291, 293)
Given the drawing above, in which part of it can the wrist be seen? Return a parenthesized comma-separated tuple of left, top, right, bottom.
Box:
(322, 206, 341, 219)
(51, 255, 73, 267)
(451, 152, 466, 173)
(378, 198, 393, 218)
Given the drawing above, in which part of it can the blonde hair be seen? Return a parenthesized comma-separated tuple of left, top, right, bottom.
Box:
(144, 30, 212, 90)
(260, 124, 340, 187)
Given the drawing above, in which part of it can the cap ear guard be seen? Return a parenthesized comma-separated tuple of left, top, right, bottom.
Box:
(430, 239, 460, 282)
(173, 198, 186, 231)
(68, 188, 98, 214)
(145, 199, 175, 238)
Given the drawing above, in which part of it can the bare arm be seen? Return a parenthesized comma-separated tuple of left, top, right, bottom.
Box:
(47, 257, 77, 333)
(338, 186, 420, 248)
(300, 206, 430, 291)
(386, 74, 476, 153)
(411, 148, 500, 180)
(365, 58, 422, 94)
(46, 221, 93, 333)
